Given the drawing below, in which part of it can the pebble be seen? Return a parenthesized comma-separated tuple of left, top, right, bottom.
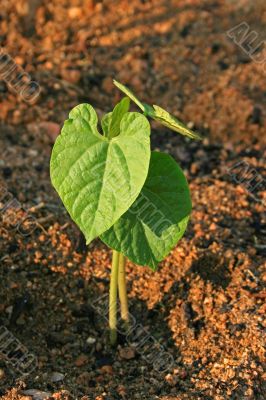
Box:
(10, 282, 19, 289)
(209, 222, 217, 231)
(86, 336, 96, 344)
(102, 77, 114, 93)
(117, 385, 127, 397)
(190, 162, 199, 174)
(119, 346, 136, 360)
(23, 390, 51, 400)
(50, 371, 65, 382)
(165, 373, 179, 386)
(75, 354, 89, 367)
(60, 69, 81, 84)
(68, 7, 82, 19)
(99, 365, 113, 375)
(28, 149, 38, 157)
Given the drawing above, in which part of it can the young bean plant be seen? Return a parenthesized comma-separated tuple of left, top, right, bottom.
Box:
(50, 80, 201, 345)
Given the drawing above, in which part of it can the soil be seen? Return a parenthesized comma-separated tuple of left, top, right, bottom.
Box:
(0, 0, 265, 399)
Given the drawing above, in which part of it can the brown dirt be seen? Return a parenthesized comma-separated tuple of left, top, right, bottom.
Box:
(0, 1, 265, 399)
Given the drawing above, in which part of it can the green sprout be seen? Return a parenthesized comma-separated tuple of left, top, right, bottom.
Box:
(50, 80, 201, 345)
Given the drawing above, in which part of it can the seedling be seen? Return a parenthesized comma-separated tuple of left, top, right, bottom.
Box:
(50, 80, 201, 345)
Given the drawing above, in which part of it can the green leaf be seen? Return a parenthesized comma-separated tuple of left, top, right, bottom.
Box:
(109, 97, 130, 138)
(150, 105, 202, 140)
(113, 79, 202, 140)
(100, 151, 192, 270)
(50, 103, 151, 244)
(101, 97, 130, 138)
(101, 112, 112, 136)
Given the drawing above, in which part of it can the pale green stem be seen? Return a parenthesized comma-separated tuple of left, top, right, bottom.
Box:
(109, 250, 119, 345)
(118, 253, 129, 327)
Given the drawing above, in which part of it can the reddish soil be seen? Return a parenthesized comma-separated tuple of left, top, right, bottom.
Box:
(0, 1, 265, 399)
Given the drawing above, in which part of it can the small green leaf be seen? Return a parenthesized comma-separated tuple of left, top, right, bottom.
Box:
(100, 152, 192, 270)
(50, 104, 151, 244)
(113, 80, 202, 140)
(101, 97, 130, 138)
(101, 112, 112, 136)
(109, 97, 130, 139)
(151, 105, 202, 140)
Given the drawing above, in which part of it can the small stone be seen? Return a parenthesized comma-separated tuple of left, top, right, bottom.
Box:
(44, 61, 53, 70)
(102, 77, 113, 93)
(68, 7, 82, 19)
(209, 222, 217, 231)
(187, 121, 195, 129)
(28, 149, 38, 157)
(119, 346, 136, 360)
(190, 162, 198, 175)
(75, 354, 89, 367)
(23, 390, 51, 400)
(14, 56, 24, 65)
(117, 385, 126, 397)
(50, 371, 64, 382)
(60, 69, 81, 84)
(99, 365, 113, 374)
(165, 373, 178, 386)
(53, 391, 71, 400)
(86, 336, 96, 345)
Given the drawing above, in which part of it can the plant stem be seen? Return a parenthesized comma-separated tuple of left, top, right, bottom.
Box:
(118, 253, 129, 328)
(109, 250, 119, 346)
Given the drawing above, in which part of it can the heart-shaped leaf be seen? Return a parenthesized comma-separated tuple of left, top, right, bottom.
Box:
(100, 151, 192, 270)
(113, 79, 202, 140)
(50, 104, 151, 244)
